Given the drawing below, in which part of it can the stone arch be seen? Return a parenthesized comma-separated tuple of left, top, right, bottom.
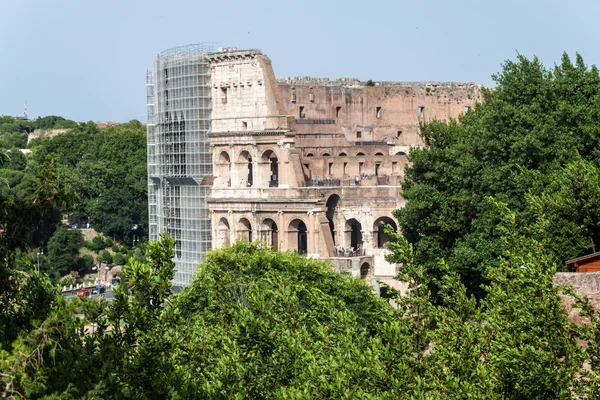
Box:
(216, 217, 231, 247)
(345, 218, 363, 250)
(360, 262, 370, 279)
(356, 152, 365, 156)
(395, 151, 407, 156)
(237, 217, 252, 242)
(306, 153, 314, 157)
(373, 216, 397, 248)
(322, 152, 330, 157)
(238, 150, 253, 187)
(326, 194, 341, 244)
(339, 152, 347, 156)
(261, 149, 279, 187)
(260, 218, 279, 250)
(288, 218, 308, 254)
(218, 151, 231, 187)
(375, 152, 384, 156)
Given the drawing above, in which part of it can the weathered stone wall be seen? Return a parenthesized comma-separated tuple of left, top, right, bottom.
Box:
(276, 78, 480, 183)
(554, 272, 600, 325)
(208, 49, 293, 133)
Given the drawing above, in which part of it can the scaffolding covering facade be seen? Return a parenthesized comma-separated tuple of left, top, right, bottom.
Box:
(147, 43, 215, 286)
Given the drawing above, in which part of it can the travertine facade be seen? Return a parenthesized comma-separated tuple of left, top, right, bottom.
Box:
(206, 48, 481, 291)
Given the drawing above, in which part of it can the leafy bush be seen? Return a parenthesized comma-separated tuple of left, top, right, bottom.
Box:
(112, 252, 127, 265)
(111, 244, 120, 253)
(59, 274, 76, 288)
(104, 237, 113, 247)
(90, 235, 107, 252)
(98, 249, 112, 264)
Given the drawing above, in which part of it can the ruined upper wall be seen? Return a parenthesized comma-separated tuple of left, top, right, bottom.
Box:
(208, 49, 293, 134)
(278, 77, 479, 99)
(277, 77, 482, 149)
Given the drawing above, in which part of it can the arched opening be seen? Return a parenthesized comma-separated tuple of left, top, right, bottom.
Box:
(261, 218, 279, 250)
(218, 151, 231, 187)
(262, 150, 279, 187)
(373, 217, 397, 248)
(288, 219, 308, 254)
(237, 218, 252, 242)
(322, 153, 330, 157)
(395, 151, 407, 156)
(339, 152, 347, 156)
(375, 152, 384, 156)
(360, 262, 370, 279)
(326, 194, 341, 244)
(345, 218, 363, 251)
(306, 153, 314, 157)
(357, 152, 365, 156)
(217, 218, 231, 247)
(238, 151, 253, 187)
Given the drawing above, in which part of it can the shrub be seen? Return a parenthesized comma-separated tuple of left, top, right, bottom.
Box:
(59, 274, 76, 287)
(98, 250, 112, 264)
(113, 253, 127, 265)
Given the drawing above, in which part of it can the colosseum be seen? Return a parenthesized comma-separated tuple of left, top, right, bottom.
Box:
(147, 45, 481, 289)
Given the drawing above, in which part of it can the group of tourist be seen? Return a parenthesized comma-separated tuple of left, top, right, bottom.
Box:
(336, 243, 362, 257)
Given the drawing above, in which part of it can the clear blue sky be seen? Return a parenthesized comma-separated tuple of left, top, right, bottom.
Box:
(1, 0, 598, 122)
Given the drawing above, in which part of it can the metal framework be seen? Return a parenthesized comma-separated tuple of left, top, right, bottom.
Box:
(147, 43, 215, 286)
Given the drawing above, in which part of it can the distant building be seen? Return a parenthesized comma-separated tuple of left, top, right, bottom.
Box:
(95, 121, 120, 129)
(147, 44, 481, 290)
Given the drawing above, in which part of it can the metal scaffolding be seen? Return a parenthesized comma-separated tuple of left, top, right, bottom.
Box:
(147, 43, 215, 286)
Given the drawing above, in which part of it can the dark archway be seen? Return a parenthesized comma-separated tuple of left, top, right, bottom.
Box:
(289, 219, 308, 254)
(374, 216, 397, 248)
(360, 262, 370, 279)
(346, 218, 363, 250)
(326, 194, 341, 244)
(262, 150, 279, 187)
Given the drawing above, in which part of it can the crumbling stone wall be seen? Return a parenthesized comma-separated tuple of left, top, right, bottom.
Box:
(554, 272, 600, 325)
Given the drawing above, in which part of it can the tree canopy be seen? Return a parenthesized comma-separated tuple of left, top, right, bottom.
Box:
(397, 52, 600, 298)
(29, 120, 148, 242)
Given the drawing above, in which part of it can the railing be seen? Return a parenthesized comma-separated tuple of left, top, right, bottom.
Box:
(303, 178, 341, 187)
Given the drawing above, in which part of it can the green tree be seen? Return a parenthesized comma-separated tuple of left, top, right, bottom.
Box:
(398, 52, 600, 298)
(47, 226, 83, 275)
(98, 249, 112, 264)
(112, 252, 126, 265)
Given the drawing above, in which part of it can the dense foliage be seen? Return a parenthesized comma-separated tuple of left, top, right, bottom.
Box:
(29, 120, 148, 243)
(397, 52, 600, 298)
